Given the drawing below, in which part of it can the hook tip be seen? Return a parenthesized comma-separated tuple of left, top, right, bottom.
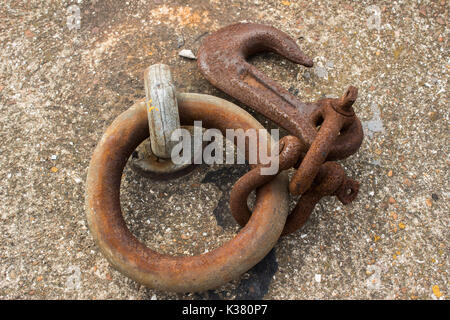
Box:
(303, 59, 314, 68)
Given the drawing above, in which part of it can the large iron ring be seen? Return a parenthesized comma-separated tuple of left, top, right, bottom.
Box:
(85, 93, 289, 292)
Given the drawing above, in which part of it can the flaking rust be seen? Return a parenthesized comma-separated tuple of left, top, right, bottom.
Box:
(198, 23, 365, 234)
(86, 22, 367, 292)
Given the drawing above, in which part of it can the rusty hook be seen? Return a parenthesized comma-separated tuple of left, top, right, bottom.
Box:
(199, 23, 364, 233)
(197, 23, 363, 161)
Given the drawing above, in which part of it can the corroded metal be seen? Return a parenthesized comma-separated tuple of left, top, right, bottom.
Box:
(87, 23, 367, 292)
(197, 23, 363, 161)
(198, 23, 364, 233)
(86, 93, 290, 292)
(230, 135, 303, 227)
(230, 136, 359, 236)
(289, 86, 361, 195)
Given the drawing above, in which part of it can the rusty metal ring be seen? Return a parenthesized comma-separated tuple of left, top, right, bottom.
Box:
(86, 93, 290, 292)
(229, 135, 303, 227)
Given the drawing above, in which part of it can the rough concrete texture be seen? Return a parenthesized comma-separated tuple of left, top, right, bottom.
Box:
(0, 0, 448, 300)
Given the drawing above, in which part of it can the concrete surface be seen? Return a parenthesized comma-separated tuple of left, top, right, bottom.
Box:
(0, 0, 448, 300)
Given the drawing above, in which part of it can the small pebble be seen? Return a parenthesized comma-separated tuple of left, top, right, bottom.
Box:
(51, 155, 57, 160)
(179, 49, 196, 59)
(314, 274, 321, 283)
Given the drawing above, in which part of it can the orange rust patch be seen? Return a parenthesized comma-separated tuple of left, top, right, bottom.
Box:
(242, 74, 266, 90)
(150, 5, 211, 28)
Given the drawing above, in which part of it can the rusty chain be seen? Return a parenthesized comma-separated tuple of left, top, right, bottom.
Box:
(198, 23, 364, 235)
(230, 134, 360, 236)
